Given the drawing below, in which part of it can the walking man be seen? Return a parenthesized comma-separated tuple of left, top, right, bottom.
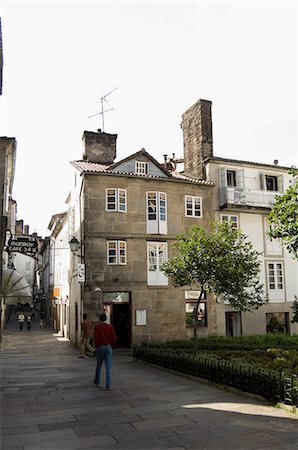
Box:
(79, 313, 94, 358)
(93, 313, 117, 390)
(17, 312, 25, 330)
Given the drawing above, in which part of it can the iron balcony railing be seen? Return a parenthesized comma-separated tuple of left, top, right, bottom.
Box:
(134, 345, 298, 409)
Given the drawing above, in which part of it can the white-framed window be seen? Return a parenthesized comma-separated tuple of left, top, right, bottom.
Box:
(266, 312, 289, 334)
(264, 218, 282, 255)
(147, 241, 168, 286)
(135, 161, 149, 175)
(221, 214, 239, 229)
(146, 192, 167, 234)
(185, 196, 202, 218)
(267, 262, 284, 302)
(106, 188, 127, 212)
(186, 302, 207, 327)
(107, 241, 127, 265)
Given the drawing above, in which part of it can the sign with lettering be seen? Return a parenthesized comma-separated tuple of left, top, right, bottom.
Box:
(78, 263, 85, 283)
(185, 290, 206, 300)
(6, 236, 38, 257)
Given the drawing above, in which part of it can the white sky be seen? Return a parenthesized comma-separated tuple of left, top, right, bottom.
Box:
(1, 1, 297, 237)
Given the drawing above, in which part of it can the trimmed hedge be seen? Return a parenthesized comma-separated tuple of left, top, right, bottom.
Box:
(133, 344, 298, 407)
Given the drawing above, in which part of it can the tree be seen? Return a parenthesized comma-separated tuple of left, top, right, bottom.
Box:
(162, 222, 268, 344)
(268, 167, 298, 259)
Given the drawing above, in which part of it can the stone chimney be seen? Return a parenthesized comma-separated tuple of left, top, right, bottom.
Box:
(181, 99, 213, 180)
(82, 129, 117, 164)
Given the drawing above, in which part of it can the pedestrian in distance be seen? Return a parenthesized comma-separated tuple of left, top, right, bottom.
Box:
(39, 318, 44, 328)
(93, 312, 117, 390)
(17, 312, 25, 330)
(26, 314, 32, 331)
(78, 313, 94, 358)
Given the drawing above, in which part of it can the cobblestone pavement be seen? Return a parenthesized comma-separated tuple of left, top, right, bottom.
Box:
(1, 315, 297, 450)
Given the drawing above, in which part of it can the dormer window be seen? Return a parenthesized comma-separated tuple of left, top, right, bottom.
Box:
(135, 161, 149, 175)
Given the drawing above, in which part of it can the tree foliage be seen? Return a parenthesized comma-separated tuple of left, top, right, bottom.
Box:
(268, 167, 298, 259)
(163, 222, 268, 313)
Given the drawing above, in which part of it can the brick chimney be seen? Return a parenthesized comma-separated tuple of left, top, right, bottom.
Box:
(181, 99, 213, 180)
(82, 129, 117, 164)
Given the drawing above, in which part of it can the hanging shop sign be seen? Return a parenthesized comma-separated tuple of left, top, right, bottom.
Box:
(78, 263, 85, 283)
(6, 236, 38, 257)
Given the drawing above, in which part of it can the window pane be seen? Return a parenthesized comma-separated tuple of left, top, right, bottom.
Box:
(119, 241, 126, 264)
(227, 170, 236, 187)
(106, 189, 116, 210)
(194, 197, 201, 216)
(159, 193, 166, 221)
(158, 243, 167, 268)
(186, 196, 193, 216)
(148, 243, 157, 271)
(118, 189, 126, 212)
(148, 193, 157, 220)
(108, 242, 117, 264)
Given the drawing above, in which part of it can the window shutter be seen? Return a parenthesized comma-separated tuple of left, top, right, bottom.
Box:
(236, 170, 245, 189)
(260, 173, 265, 190)
(158, 193, 167, 235)
(219, 168, 227, 188)
(277, 174, 284, 193)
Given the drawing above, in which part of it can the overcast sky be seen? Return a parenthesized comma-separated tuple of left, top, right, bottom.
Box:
(1, 1, 297, 237)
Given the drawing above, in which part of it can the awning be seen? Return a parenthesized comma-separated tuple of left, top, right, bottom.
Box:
(1, 268, 32, 305)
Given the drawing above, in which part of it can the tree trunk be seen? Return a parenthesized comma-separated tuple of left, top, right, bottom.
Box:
(192, 288, 205, 356)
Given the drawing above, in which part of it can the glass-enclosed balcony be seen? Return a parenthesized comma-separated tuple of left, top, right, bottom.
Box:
(219, 187, 279, 208)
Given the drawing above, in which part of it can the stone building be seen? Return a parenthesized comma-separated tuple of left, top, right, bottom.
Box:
(68, 128, 215, 347)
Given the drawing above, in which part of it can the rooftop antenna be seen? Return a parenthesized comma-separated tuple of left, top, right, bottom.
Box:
(88, 86, 119, 132)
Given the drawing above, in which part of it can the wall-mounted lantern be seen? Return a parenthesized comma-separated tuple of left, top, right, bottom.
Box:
(69, 237, 82, 257)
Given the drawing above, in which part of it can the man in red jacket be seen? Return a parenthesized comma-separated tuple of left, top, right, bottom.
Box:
(93, 313, 117, 390)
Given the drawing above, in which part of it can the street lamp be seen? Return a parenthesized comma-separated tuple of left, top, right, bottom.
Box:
(69, 237, 82, 257)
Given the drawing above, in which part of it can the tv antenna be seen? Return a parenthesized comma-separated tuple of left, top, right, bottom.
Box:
(88, 86, 119, 132)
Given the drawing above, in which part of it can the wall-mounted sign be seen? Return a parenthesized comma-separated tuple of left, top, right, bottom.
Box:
(78, 263, 85, 283)
(6, 236, 38, 257)
(185, 290, 206, 300)
(136, 309, 146, 326)
(53, 287, 61, 298)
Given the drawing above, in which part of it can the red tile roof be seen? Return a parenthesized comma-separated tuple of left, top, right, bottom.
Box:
(70, 160, 214, 185)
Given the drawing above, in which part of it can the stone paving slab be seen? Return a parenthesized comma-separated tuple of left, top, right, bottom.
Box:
(1, 318, 297, 450)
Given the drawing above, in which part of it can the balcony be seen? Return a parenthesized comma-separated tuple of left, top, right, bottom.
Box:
(219, 187, 280, 209)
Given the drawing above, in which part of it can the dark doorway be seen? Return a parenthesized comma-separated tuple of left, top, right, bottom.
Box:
(226, 312, 242, 337)
(112, 303, 130, 348)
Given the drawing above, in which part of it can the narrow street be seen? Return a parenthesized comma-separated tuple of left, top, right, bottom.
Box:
(1, 316, 297, 450)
